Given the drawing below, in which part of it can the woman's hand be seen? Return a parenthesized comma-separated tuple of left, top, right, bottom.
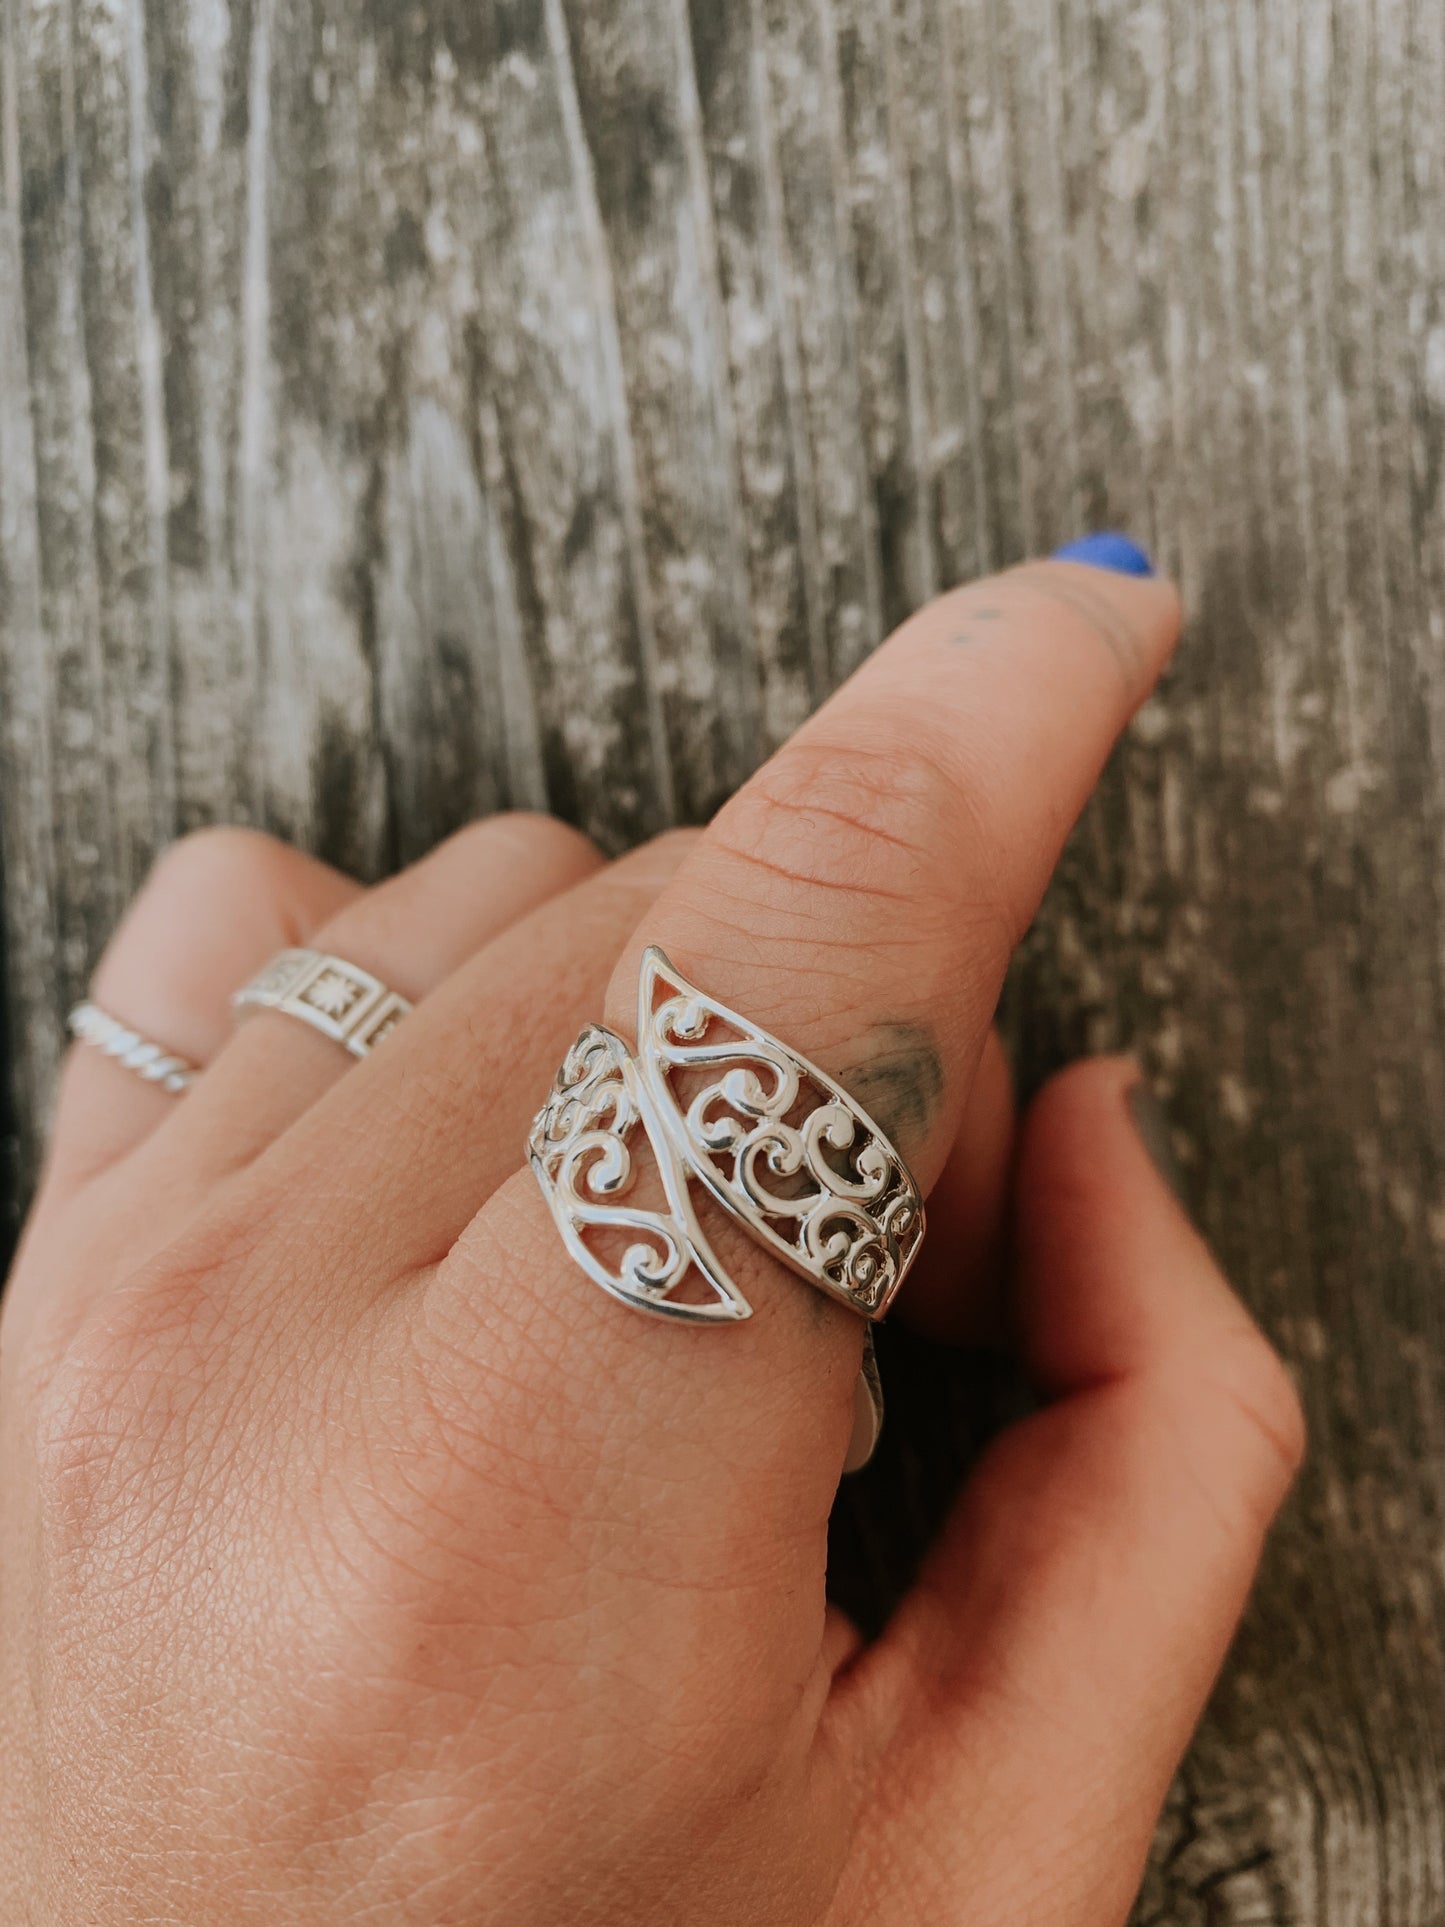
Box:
(0, 558, 1303, 1925)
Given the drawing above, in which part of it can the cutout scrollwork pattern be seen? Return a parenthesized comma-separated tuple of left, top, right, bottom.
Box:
(527, 1024, 748, 1322)
(528, 951, 925, 1326)
(638, 953, 924, 1317)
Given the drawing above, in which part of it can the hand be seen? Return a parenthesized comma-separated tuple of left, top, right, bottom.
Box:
(0, 557, 1303, 1925)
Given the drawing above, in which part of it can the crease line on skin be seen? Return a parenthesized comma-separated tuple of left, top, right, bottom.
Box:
(702, 836, 918, 906)
(729, 796, 933, 864)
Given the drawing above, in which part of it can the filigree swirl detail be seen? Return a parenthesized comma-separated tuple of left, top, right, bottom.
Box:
(529, 1023, 749, 1322)
(529, 954, 925, 1324)
(636, 951, 925, 1318)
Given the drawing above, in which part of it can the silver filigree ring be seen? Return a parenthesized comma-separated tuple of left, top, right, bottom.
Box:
(528, 949, 926, 1466)
(528, 948, 925, 1323)
(232, 948, 412, 1057)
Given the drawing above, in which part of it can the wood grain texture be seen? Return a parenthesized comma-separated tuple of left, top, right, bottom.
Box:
(2, 0, 1442, 1918)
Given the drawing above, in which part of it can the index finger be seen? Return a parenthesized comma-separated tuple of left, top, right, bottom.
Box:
(610, 553, 1182, 1178)
(443, 551, 1181, 1483)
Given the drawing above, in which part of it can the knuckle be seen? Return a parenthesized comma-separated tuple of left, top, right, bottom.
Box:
(147, 823, 293, 898)
(699, 731, 1020, 1009)
(33, 1331, 158, 1557)
(28, 1217, 268, 1560)
(32, 1294, 197, 1561)
(448, 809, 599, 873)
(716, 734, 962, 906)
(634, 825, 704, 867)
(603, 827, 704, 899)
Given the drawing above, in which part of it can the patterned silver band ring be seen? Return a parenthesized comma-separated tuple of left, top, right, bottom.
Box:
(232, 949, 412, 1058)
(67, 1001, 199, 1095)
(529, 947, 926, 1470)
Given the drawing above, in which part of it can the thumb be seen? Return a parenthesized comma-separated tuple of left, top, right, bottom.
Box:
(823, 1057, 1305, 1927)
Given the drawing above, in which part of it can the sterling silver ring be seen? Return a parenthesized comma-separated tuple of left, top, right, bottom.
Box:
(528, 948, 925, 1469)
(233, 949, 412, 1058)
(67, 1001, 199, 1094)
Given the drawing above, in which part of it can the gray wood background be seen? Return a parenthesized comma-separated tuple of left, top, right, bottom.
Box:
(2, 0, 1443, 1918)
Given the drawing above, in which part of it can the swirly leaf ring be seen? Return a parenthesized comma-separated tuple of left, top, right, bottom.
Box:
(528, 948, 926, 1326)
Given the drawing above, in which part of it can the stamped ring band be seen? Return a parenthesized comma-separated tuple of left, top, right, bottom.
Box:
(232, 948, 413, 1057)
(67, 1001, 199, 1095)
(529, 947, 925, 1469)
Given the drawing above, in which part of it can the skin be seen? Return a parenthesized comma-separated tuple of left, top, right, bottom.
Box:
(0, 560, 1305, 1926)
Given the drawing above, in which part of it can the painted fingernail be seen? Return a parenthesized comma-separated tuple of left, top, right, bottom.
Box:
(1126, 1079, 1189, 1208)
(1051, 532, 1155, 577)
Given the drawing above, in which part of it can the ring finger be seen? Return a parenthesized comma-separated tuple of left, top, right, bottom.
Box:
(146, 811, 603, 1182)
(26, 815, 605, 1339)
(39, 827, 361, 1201)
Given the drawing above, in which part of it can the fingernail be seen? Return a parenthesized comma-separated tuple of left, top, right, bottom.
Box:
(1126, 1079, 1189, 1208)
(1051, 532, 1155, 577)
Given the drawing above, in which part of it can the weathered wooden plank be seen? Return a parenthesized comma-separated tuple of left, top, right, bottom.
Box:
(684, 0, 821, 749)
(425, 0, 680, 846)
(556, 0, 762, 819)
(752, 0, 886, 682)
(2, 0, 1443, 1919)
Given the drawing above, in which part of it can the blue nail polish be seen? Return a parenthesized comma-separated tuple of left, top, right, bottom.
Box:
(1051, 532, 1155, 577)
